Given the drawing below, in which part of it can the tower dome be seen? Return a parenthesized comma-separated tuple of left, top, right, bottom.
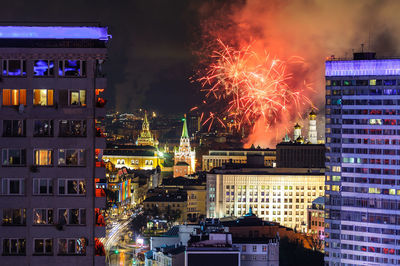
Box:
(308, 109, 318, 144)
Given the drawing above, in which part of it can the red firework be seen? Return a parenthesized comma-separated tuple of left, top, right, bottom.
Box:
(196, 39, 314, 133)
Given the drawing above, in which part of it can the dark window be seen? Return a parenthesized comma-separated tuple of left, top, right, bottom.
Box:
(3, 120, 25, 137)
(34, 120, 53, 137)
(59, 120, 86, 137)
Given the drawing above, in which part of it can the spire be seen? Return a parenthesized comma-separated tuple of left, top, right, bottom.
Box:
(143, 111, 149, 131)
(309, 109, 317, 120)
(181, 114, 189, 138)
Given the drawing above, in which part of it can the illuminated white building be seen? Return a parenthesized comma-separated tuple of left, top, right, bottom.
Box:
(207, 167, 325, 231)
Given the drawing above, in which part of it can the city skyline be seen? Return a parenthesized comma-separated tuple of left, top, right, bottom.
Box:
(1, 1, 400, 266)
(0, 0, 400, 116)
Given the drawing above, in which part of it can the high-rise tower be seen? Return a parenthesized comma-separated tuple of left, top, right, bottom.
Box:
(308, 109, 318, 144)
(0, 26, 109, 266)
(325, 52, 400, 265)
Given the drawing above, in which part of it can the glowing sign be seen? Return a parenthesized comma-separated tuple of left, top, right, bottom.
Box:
(326, 59, 400, 76)
(0, 26, 110, 40)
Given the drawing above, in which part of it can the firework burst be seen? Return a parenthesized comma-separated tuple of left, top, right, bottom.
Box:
(195, 39, 314, 145)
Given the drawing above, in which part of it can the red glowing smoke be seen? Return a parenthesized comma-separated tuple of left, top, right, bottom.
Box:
(196, 39, 314, 147)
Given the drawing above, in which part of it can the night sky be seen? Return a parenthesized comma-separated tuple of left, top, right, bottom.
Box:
(0, 0, 220, 114)
(1, 0, 400, 116)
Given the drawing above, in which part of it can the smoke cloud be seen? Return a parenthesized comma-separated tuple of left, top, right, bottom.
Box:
(197, 0, 400, 148)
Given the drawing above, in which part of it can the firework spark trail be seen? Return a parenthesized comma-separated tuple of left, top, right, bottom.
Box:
(196, 39, 314, 144)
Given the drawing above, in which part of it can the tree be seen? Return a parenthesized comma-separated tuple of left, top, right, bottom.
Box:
(130, 214, 147, 233)
(279, 237, 324, 266)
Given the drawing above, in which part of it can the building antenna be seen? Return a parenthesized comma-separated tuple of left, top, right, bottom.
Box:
(368, 25, 372, 52)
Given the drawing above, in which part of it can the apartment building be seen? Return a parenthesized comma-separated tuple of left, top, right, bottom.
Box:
(325, 52, 400, 265)
(0, 25, 109, 265)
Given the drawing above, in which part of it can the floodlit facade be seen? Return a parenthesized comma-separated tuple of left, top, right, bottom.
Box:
(325, 53, 400, 265)
(136, 111, 157, 147)
(206, 168, 325, 231)
(174, 116, 195, 177)
(0, 25, 109, 266)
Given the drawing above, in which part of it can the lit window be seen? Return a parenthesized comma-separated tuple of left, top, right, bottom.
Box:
(33, 60, 54, 76)
(33, 209, 53, 224)
(369, 79, 376, 86)
(34, 149, 53, 166)
(2, 208, 26, 225)
(331, 185, 340, 191)
(69, 90, 86, 106)
(33, 89, 54, 106)
(2, 60, 26, 76)
(2, 89, 26, 106)
(368, 188, 381, 194)
(58, 149, 86, 166)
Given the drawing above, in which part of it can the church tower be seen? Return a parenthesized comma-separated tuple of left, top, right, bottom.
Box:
(308, 109, 318, 144)
(294, 123, 302, 141)
(173, 114, 196, 177)
(136, 111, 157, 146)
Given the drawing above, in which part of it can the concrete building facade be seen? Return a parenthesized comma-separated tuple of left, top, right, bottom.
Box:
(325, 53, 400, 265)
(0, 25, 108, 266)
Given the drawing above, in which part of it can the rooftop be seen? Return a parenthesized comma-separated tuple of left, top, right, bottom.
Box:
(103, 149, 156, 157)
(233, 237, 278, 244)
(211, 167, 325, 175)
(143, 195, 186, 203)
(326, 58, 400, 77)
(0, 26, 110, 40)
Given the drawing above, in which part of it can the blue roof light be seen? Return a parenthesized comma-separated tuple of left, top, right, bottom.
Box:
(326, 59, 400, 76)
(0, 26, 110, 40)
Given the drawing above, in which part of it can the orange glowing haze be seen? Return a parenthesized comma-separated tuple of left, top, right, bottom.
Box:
(194, 0, 400, 148)
(197, 39, 314, 147)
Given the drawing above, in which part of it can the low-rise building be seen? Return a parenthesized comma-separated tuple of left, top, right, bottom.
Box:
(143, 192, 187, 223)
(233, 238, 278, 266)
(161, 177, 206, 222)
(276, 142, 325, 168)
(186, 233, 240, 266)
(146, 245, 185, 266)
(103, 144, 164, 170)
(307, 196, 325, 242)
(202, 149, 276, 171)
